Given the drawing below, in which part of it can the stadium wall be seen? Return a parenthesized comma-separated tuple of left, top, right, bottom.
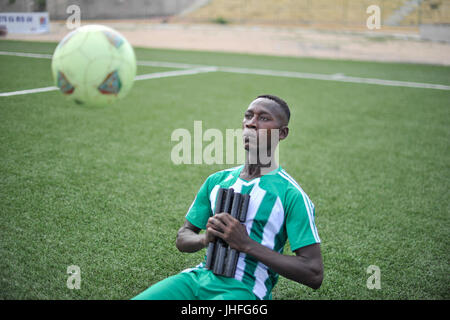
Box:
(0, 0, 45, 12)
(45, 0, 198, 20)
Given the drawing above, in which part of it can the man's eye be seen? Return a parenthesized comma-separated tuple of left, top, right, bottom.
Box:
(260, 116, 269, 121)
(244, 114, 252, 119)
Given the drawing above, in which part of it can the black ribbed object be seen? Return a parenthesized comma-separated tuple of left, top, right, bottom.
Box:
(205, 188, 250, 278)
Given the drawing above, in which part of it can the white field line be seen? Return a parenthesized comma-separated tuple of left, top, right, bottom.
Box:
(0, 67, 218, 97)
(137, 60, 208, 69)
(0, 51, 53, 59)
(138, 60, 450, 90)
(0, 86, 58, 97)
(134, 66, 217, 81)
(1, 51, 449, 95)
(216, 66, 450, 91)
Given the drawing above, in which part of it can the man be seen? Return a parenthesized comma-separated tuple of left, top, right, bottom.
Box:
(133, 95, 323, 300)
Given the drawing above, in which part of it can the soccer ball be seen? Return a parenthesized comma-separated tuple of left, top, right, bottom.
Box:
(51, 24, 136, 106)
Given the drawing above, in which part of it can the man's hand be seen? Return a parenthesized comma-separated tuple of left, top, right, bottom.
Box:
(207, 213, 323, 289)
(203, 221, 216, 247)
(206, 213, 251, 252)
(177, 215, 324, 290)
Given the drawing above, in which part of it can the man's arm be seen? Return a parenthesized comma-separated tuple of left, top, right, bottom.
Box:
(206, 213, 324, 289)
(176, 219, 213, 253)
(245, 240, 323, 289)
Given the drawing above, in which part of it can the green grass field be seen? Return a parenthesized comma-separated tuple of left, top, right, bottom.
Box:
(0, 39, 449, 300)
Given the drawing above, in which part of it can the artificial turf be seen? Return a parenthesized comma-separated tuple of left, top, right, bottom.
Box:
(0, 39, 449, 299)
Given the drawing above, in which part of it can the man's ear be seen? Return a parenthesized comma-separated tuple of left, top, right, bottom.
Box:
(279, 126, 289, 140)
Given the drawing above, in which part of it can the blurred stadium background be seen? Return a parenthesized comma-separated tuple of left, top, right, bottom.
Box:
(2, 0, 450, 26)
(0, 0, 449, 300)
(2, 0, 450, 64)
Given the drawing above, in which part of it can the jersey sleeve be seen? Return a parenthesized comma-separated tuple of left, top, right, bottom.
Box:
(285, 188, 321, 252)
(185, 175, 215, 229)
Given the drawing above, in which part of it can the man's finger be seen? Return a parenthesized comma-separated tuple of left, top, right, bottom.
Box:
(214, 212, 229, 221)
(216, 212, 237, 223)
(207, 218, 226, 233)
(210, 215, 228, 227)
(207, 227, 224, 239)
(215, 213, 239, 226)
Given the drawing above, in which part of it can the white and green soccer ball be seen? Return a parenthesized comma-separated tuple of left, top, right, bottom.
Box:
(51, 24, 136, 106)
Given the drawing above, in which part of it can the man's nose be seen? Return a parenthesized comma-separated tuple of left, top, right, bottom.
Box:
(245, 115, 257, 129)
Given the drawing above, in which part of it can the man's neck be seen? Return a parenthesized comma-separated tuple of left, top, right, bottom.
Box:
(240, 157, 279, 181)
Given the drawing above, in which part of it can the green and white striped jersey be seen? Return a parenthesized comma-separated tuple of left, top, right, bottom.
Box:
(185, 165, 320, 300)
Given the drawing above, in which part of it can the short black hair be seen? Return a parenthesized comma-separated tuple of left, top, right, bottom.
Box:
(256, 94, 290, 124)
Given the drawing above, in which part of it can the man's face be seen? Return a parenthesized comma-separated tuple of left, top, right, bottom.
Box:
(242, 98, 288, 152)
